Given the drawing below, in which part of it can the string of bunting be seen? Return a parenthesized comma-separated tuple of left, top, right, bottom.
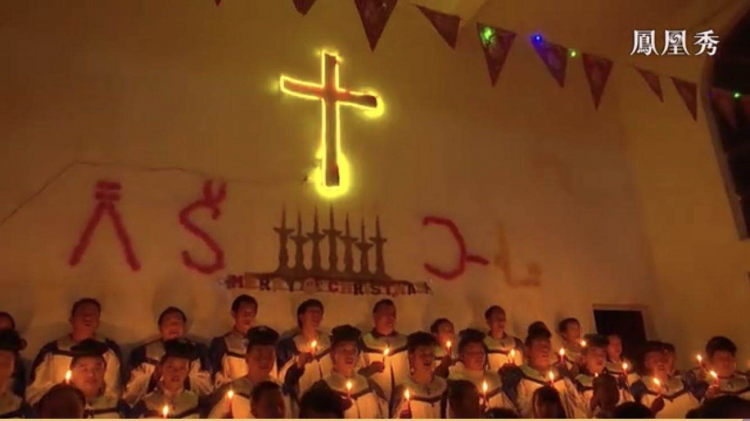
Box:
(212, 0, 750, 126)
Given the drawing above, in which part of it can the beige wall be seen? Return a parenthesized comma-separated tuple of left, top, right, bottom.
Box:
(614, 2, 750, 369)
(1, 0, 657, 363)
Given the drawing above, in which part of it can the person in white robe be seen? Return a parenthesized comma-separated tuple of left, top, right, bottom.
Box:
(68, 339, 127, 419)
(483, 306, 524, 371)
(26, 298, 123, 405)
(630, 341, 699, 418)
(209, 295, 260, 388)
(605, 333, 638, 385)
(430, 318, 456, 379)
(448, 329, 515, 413)
(314, 325, 388, 419)
(701, 336, 750, 401)
(130, 339, 202, 419)
(358, 299, 408, 403)
(557, 317, 584, 374)
(208, 326, 289, 419)
(123, 307, 212, 406)
(0, 329, 29, 418)
(277, 299, 333, 409)
(391, 332, 448, 419)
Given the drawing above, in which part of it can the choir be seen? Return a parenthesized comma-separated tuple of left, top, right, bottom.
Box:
(0, 296, 747, 418)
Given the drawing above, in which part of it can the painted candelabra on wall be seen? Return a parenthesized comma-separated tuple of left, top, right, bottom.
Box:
(223, 207, 432, 297)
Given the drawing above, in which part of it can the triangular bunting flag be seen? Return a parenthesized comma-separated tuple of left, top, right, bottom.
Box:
(417, 6, 461, 49)
(476, 23, 516, 86)
(710, 88, 738, 129)
(292, 0, 317, 15)
(672, 77, 698, 121)
(214, 0, 221, 5)
(531, 39, 568, 87)
(741, 96, 750, 124)
(582, 53, 613, 109)
(354, 0, 398, 51)
(636, 68, 664, 102)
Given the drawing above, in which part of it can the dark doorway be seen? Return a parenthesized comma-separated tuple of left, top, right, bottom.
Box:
(594, 309, 648, 365)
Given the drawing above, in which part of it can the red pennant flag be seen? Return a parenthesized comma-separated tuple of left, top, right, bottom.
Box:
(582, 53, 613, 109)
(672, 77, 698, 121)
(354, 0, 398, 51)
(476, 23, 516, 86)
(292, 0, 317, 15)
(636, 68, 664, 102)
(531, 39, 568, 87)
(741, 96, 750, 124)
(710, 88, 738, 129)
(417, 6, 460, 49)
(214, 0, 221, 5)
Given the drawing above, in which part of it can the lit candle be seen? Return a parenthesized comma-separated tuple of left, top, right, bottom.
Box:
(548, 371, 555, 385)
(558, 348, 566, 364)
(383, 346, 390, 364)
(709, 370, 720, 387)
(482, 380, 489, 406)
(227, 389, 234, 418)
(162, 405, 169, 419)
(509, 349, 517, 365)
(346, 380, 353, 399)
(580, 339, 588, 348)
(595, 372, 599, 378)
(446, 340, 452, 356)
(404, 388, 411, 412)
(622, 362, 629, 375)
(652, 378, 662, 396)
(310, 340, 318, 354)
(696, 354, 704, 368)
(64, 370, 72, 384)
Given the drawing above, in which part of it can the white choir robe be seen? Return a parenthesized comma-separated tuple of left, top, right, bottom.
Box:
(711, 372, 750, 401)
(632, 375, 699, 418)
(208, 331, 278, 388)
(208, 376, 291, 419)
(484, 334, 524, 372)
(566, 373, 632, 418)
(605, 360, 639, 385)
(123, 339, 213, 406)
(26, 335, 123, 405)
(315, 372, 388, 419)
(359, 332, 408, 402)
(448, 366, 515, 411)
(131, 388, 201, 419)
(0, 390, 27, 418)
(84, 394, 126, 419)
(277, 333, 333, 403)
(514, 365, 574, 418)
(391, 376, 448, 419)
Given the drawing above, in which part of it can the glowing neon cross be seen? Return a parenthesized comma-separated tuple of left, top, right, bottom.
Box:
(280, 51, 381, 197)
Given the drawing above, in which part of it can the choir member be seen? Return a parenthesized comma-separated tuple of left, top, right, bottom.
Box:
(630, 341, 699, 418)
(557, 317, 584, 372)
(662, 343, 680, 377)
(483, 306, 524, 370)
(69, 339, 127, 418)
(430, 318, 456, 378)
(0, 329, 29, 418)
(208, 326, 283, 419)
(448, 329, 514, 412)
(512, 327, 573, 418)
(277, 299, 332, 403)
(36, 384, 86, 419)
(605, 334, 637, 384)
(26, 298, 123, 405)
(130, 339, 201, 419)
(209, 295, 259, 388)
(314, 325, 388, 419)
(298, 383, 348, 418)
(358, 299, 408, 402)
(567, 334, 631, 418)
(249, 381, 286, 419)
(123, 307, 212, 406)
(0, 313, 26, 399)
(703, 336, 750, 401)
(446, 380, 482, 419)
(391, 332, 448, 419)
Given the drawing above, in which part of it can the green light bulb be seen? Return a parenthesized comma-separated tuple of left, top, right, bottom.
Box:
(569, 49, 577, 58)
(734, 92, 741, 99)
(481, 26, 495, 44)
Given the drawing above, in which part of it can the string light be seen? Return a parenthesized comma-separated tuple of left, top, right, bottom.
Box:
(481, 26, 496, 45)
(531, 33, 543, 44)
(733, 92, 742, 99)
(568, 49, 578, 58)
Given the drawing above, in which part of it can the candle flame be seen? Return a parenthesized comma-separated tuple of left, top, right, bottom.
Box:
(653, 378, 661, 387)
(548, 371, 555, 382)
(580, 340, 588, 348)
(696, 354, 703, 363)
(162, 405, 169, 418)
(595, 372, 599, 378)
(622, 362, 629, 372)
(384, 347, 390, 357)
(404, 389, 411, 400)
(227, 389, 234, 400)
(311, 340, 318, 350)
(64, 370, 72, 383)
(482, 380, 488, 393)
(346, 380, 353, 391)
(558, 348, 566, 357)
(710, 370, 718, 380)
(446, 340, 452, 349)
(510, 349, 516, 358)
